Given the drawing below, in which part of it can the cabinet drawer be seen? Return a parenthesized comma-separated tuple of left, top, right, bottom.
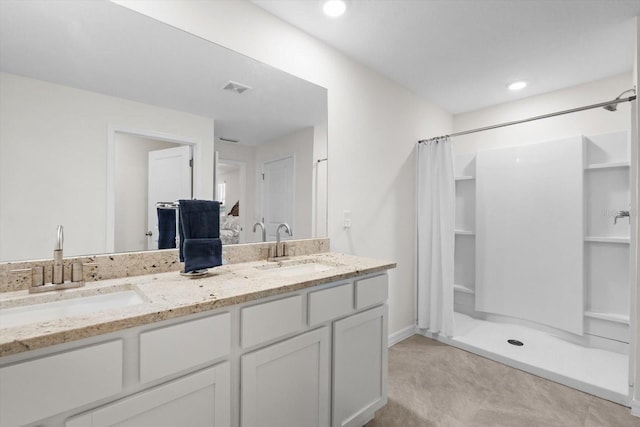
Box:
(0, 340, 123, 427)
(308, 282, 353, 326)
(140, 312, 230, 383)
(355, 274, 388, 310)
(241, 295, 303, 348)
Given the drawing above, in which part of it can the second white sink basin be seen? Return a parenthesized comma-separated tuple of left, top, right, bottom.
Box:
(0, 289, 145, 329)
(255, 260, 338, 278)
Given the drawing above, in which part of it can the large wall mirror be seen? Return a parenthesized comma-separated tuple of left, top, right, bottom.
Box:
(0, 0, 328, 262)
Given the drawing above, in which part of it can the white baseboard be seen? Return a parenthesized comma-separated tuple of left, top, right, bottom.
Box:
(388, 324, 417, 347)
(632, 399, 640, 417)
(416, 327, 438, 339)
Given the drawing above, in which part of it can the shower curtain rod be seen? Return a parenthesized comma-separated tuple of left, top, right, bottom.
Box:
(418, 94, 636, 143)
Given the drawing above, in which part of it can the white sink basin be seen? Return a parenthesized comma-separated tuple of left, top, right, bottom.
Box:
(255, 261, 338, 278)
(0, 290, 145, 329)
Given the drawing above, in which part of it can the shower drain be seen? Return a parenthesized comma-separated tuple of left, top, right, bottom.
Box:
(507, 339, 524, 346)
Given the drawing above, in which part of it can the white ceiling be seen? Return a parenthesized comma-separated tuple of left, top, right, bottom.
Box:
(0, 0, 327, 146)
(252, 0, 640, 114)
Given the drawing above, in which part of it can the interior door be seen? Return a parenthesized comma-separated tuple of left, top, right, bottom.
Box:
(148, 145, 192, 250)
(262, 156, 294, 241)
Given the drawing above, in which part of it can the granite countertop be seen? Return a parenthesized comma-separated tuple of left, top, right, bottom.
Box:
(0, 253, 395, 357)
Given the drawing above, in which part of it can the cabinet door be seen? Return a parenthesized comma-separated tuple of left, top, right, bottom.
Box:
(241, 327, 330, 427)
(333, 305, 388, 427)
(66, 362, 230, 427)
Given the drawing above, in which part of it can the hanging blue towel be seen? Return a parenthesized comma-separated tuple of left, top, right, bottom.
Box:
(157, 208, 176, 249)
(179, 200, 221, 269)
(183, 238, 222, 273)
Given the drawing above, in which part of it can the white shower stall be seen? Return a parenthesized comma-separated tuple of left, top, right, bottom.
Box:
(448, 128, 634, 405)
(417, 74, 638, 407)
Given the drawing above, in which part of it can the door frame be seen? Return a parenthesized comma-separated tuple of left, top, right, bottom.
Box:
(106, 125, 200, 253)
(216, 157, 247, 243)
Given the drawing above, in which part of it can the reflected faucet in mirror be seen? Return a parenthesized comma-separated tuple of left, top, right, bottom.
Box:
(253, 222, 266, 242)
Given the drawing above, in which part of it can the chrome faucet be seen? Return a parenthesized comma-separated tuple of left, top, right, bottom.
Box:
(29, 225, 84, 293)
(275, 223, 293, 258)
(614, 210, 630, 224)
(52, 225, 64, 284)
(253, 222, 266, 242)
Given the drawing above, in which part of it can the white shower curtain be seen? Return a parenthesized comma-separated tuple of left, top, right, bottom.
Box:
(416, 137, 455, 336)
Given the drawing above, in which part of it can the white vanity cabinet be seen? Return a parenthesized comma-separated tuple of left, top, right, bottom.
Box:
(66, 362, 231, 427)
(0, 272, 389, 427)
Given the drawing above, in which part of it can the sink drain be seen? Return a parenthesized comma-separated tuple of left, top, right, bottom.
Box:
(507, 339, 524, 346)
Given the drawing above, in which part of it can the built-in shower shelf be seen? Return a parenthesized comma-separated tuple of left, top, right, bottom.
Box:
(455, 176, 475, 181)
(454, 284, 475, 294)
(584, 162, 630, 170)
(455, 229, 475, 236)
(584, 311, 630, 325)
(584, 236, 630, 244)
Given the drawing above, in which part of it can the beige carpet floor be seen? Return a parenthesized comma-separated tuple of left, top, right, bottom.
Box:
(367, 335, 639, 427)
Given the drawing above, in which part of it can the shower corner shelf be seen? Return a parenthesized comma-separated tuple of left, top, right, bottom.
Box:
(455, 229, 475, 236)
(453, 284, 475, 295)
(584, 161, 630, 170)
(584, 236, 630, 244)
(455, 176, 475, 181)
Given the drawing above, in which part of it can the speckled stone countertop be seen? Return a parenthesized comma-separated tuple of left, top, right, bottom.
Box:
(0, 253, 395, 357)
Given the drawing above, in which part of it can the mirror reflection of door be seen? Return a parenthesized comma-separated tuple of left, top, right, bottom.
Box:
(147, 146, 192, 250)
(114, 133, 192, 253)
(217, 159, 246, 245)
(262, 156, 294, 241)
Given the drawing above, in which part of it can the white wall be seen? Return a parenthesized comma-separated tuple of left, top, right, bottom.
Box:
(256, 127, 314, 240)
(0, 72, 214, 261)
(114, 134, 178, 252)
(116, 0, 453, 335)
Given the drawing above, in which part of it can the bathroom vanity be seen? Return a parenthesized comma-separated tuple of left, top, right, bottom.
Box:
(0, 251, 395, 427)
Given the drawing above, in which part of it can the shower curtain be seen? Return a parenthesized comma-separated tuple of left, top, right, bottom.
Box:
(416, 137, 455, 336)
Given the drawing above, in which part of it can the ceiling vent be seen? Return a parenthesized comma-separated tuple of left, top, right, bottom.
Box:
(219, 137, 239, 143)
(222, 81, 252, 94)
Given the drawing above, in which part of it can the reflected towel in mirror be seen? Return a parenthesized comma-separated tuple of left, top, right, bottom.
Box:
(157, 208, 176, 249)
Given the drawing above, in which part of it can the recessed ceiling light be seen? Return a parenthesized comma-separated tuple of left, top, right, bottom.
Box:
(323, 0, 347, 17)
(508, 81, 527, 91)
